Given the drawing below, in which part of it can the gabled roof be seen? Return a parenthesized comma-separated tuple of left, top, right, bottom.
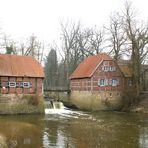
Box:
(69, 53, 112, 79)
(0, 54, 44, 78)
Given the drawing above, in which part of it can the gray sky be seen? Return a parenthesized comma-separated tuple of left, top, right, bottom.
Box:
(0, 0, 147, 44)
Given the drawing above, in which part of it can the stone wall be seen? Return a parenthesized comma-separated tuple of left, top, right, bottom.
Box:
(69, 91, 123, 111)
(0, 94, 44, 114)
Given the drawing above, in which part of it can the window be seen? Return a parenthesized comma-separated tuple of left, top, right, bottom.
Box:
(112, 79, 119, 86)
(98, 79, 108, 86)
(112, 79, 117, 86)
(16, 82, 20, 88)
(104, 67, 109, 72)
(102, 66, 116, 72)
(30, 82, 32, 87)
(110, 67, 116, 72)
(2, 82, 9, 88)
(9, 82, 16, 87)
(23, 82, 31, 88)
(20, 82, 24, 88)
(109, 78, 119, 86)
(102, 66, 109, 72)
(100, 79, 105, 86)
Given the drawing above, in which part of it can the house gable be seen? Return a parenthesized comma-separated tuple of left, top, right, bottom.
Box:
(69, 53, 112, 79)
(70, 57, 125, 91)
(91, 60, 124, 91)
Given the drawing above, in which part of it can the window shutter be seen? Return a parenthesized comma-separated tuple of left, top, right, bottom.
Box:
(98, 79, 100, 86)
(109, 79, 112, 85)
(105, 79, 108, 86)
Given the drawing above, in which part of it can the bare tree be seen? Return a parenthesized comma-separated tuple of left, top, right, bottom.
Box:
(106, 12, 127, 61)
(88, 27, 104, 55)
(60, 20, 81, 83)
(17, 35, 45, 63)
(123, 1, 148, 96)
(76, 28, 93, 58)
(60, 19, 106, 87)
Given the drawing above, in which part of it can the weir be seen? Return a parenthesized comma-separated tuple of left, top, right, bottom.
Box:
(44, 100, 68, 114)
(44, 101, 64, 109)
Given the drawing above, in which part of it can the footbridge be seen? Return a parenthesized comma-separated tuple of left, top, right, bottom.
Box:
(44, 87, 71, 103)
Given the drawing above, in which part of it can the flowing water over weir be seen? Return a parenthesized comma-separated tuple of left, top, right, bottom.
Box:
(45, 101, 64, 109)
(44, 101, 74, 114)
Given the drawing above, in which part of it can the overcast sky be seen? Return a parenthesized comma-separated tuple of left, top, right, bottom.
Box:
(0, 0, 147, 44)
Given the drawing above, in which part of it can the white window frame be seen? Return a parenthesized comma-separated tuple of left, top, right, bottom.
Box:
(108, 78, 119, 86)
(20, 82, 24, 88)
(110, 67, 116, 72)
(100, 79, 105, 86)
(23, 82, 31, 88)
(16, 82, 20, 88)
(112, 79, 119, 86)
(103, 66, 109, 72)
(98, 79, 108, 86)
(112, 79, 117, 86)
(9, 82, 16, 88)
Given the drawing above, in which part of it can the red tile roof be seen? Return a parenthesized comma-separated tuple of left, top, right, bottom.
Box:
(0, 54, 44, 78)
(69, 53, 112, 79)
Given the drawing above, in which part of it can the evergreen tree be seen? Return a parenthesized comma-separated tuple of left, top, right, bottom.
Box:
(44, 49, 58, 89)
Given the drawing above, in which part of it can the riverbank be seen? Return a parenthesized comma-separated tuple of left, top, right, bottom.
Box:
(0, 94, 44, 114)
(130, 96, 148, 113)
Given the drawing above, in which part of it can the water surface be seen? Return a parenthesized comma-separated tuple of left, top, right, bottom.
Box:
(0, 108, 147, 148)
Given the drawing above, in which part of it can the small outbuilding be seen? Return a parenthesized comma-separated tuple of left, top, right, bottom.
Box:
(0, 54, 45, 114)
(0, 54, 44, 94)
(69, 53, 133, 110)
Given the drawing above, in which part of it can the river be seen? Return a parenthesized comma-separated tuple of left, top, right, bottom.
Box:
(0, 106, 147, 148)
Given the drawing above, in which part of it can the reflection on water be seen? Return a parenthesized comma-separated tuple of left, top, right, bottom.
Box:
(0, 109, 147, 148)
(140, 127, 148, 147)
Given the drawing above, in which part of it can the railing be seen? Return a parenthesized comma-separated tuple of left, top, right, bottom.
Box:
(44, 87, 70, 93)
